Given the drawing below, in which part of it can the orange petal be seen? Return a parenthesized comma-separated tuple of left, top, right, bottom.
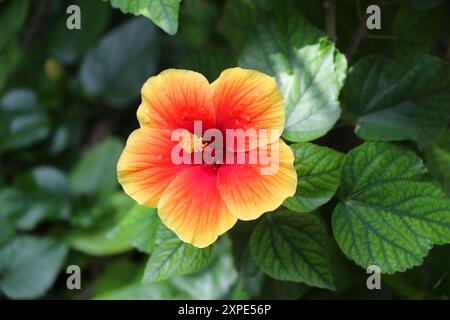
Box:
(217, 139, 297, 220)
(117, 128, 190, 208)
(158, 166, 237, 248)
(211, 67, 285, 151)
(137, 69, 215, 132)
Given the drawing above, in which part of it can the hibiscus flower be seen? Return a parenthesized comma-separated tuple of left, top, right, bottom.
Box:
(117, 68, 297, 248)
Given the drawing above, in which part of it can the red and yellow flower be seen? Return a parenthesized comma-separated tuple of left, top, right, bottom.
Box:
(117, 68, 297, 248)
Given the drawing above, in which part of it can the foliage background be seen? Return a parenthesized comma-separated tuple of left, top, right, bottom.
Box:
(0, 0, 450, 300)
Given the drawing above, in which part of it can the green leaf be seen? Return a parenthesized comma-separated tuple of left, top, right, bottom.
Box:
(239, 247, 264, 297)
(258, 278, 310, 300)
(332, 142, 450, 273)
(426, 129, 450, 195)
(408, 0, 444, 10)
(283, 143, 344, 213)
(108, 205, 160, 253)
(94, 281, 181, 300)
(143, 224, 214, 283)
(170, 238, 238, 299)
(182, 46, 234, 82)
(394, 3, 443, 62)
(250, 210, 335, 290)
(93, 259, 142, 296)
(342, 55, 450, 147)
(79, 17, 158, 107)
(179, 0, 220, 48)
(66, 229, 130, 257)
(0, 89, 51, 151)
(0, 0, 29, 93)
(50, 0, 111, 64)
(66, 193, 133, 256)
(0, 40, 20, 93)
(219, 0, 274, 51)
(0, 188, 21, 244)
(239, 1, 346, 142)
(93, 260, 185, 300)
(0, 0, 30, 49)
(69, 137, 124, 196)
(0, 236, 68, 299)
(105, 0, 180, 35)
(13, 166, 71, 230)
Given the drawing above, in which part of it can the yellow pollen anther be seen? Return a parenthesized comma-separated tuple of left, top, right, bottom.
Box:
(178, 132, 206, 153)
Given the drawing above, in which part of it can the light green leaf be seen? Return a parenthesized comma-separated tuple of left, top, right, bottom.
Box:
(66, 230, 130, 257)
(79, 17, 158, 107)
(332, 142, 450, 273)
(426, 129, 450, 195)
(0, 89, 51, 151)
(342, 55, 450, 147)
(105, 0, 180, 35)
(94, 281, 179, 300)
(108, 205, 160, 253)
(143, 224, 214, 283)
(250, 210, 335, 290)
(284, 143, 344, 213)
(69, 138, 124, 196)
(239, 1, 346, 142)
(0, 236, 68, 299)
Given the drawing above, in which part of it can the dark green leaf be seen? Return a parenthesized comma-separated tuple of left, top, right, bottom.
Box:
(0, 0, 30, 49)
(79, 17, 158, 107)
(105, 0, 180, 35)
(0, 89, 51, 151)
(219, 0, 273, 51)
(408, 0, 444, 10)
(69, 138, 124, 196)
(394, 3, 443, 62)
(250, 210, 335, 290)
(12, 166, 71, 230)
(50, 0, 111, 64)
(284, 143, 344, 213)
(179, 0, 219, 48)
(342, 55, 450, 147)
(0, 40, 21, 93)
(0, 188, 23, 244)
(333, 142, 450, 273)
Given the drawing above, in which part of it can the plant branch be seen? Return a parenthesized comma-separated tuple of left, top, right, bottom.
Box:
(324, 0, 337, 42)
(23, 0, 49, 51)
